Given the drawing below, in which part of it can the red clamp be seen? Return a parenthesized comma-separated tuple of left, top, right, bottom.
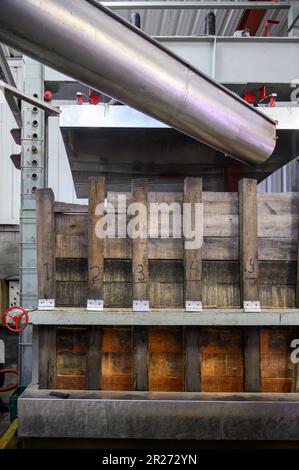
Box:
(4, 306, 29, 333)
(0, 369, 19, 392)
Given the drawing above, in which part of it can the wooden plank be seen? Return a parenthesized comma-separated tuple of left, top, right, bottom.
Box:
(259, 238, 297, 261)
(101, 327, 133, 391)
(201, 327, 243, 392)
(56, 235, 88, 258)
(36, 189, 55, 300)
(54, 201, 88, 213)
(86, 326, 102, 390)
(38, 326, 56, 389)
(133, 326, 149, 391)
(184, 326, 201, 392)
(56, 258, 88, 282)
(132, 179, 149, 303)
(261, 327, 295, 393)
(56, 282, 87, 307)
(258, 214, 298, 239)
(239, 178, 259, 303)
(184, 177, 202, 304)
(239, 179, 261, 392)
(148, 327, 184, 391)
(259, 261, 296, 285)
(243, 327, 261, 392)
(55, 214, 87, 236)
(258, 193, 299, 216)
(55, 236, 297, 262)
(259, 285, 295, 308)
(56, 327, 87, 390)
(88, 177, 105, 301)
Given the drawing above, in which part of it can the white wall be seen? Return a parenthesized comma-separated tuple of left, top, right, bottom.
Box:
(0, 59, 23, 224)
(47, 114, 87, 204)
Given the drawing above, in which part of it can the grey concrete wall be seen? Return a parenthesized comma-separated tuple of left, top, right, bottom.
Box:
(0, 225, 20, 280)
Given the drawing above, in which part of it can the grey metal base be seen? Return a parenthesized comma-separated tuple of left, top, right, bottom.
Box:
(19, 385, 299, 440)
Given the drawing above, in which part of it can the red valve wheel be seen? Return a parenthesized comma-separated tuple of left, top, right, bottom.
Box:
(4, 306, 29, 333)
(0, 369, 19, 392)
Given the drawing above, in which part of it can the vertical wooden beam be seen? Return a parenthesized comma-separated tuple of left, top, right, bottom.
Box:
(86, 178, 105, 388)
(184, 326, 201, 392)
(38, 326, 56, 389)
(183, 177, 203, 310)
(132, 178, 149, 309)
(238, 178, 259, 305)
(133, 326, 149, 391)
(86, 326, 102, 390)
(88, 177, 105, 305)
(239, 178, 261, 392)
(183, 178, 202, 390)
(132, 179, 149, 390)
(36, 189, 55, 303)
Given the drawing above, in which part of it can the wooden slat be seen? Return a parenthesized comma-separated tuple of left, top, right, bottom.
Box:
(243, 327, 261, 392)
(184, 326, 201, 392)
(56, 327, 87, 390)
(183, 177, 202, 303)
(38, 326, 56, 389)
(201, 327, 243, 392)
(86, 326, 102, 390)
(36, 189, 55, 300)
(131, 180, 149, 390)
(88, 177, 105, 300)
(239, 179, 259, 303)
(261, 327, 295, 393)
(148, 327, 184, 391)
(54, 201, 88, 213)
(239, 179, 261, 392)
(133, 326, 149, 391)
(132, 179, 149, 302)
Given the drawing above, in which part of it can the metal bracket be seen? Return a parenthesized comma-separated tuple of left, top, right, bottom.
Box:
(243, 301, 261, 313)
(0, 80, 60, 116)
(133, 300, 150, 312)
(185, 301, 203, 313)
(87, 299, 104, 311)
(38, 299, 55, 311)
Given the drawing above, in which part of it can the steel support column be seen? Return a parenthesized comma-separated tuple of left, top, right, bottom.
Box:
(19, 58, 45, 386)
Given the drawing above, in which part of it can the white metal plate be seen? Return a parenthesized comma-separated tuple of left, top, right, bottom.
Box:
(87, 299, 104, 311)
(133, 300, 150, 312)
(185, 301, 203, 313)
(243, 301, 261, 313)
(38, 299, 55, 310)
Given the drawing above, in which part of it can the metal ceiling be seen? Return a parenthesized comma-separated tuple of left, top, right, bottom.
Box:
(110, 0, 288, 36)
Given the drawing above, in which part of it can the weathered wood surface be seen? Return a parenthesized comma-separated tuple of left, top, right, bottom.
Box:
(39, 326, 56, 389)
(261, 327, 295, 393)
(201, 327, 244, 392)
(184, 177, 202, 303)
(239, 179, 261, 392)
(36, 189, 55, 300)
(184, 326, 201, 392)
(88, 177, 105, 301)
(132, 179, 149, 303)
(37, 185, 299, 393)
(86, 326, 102, 389)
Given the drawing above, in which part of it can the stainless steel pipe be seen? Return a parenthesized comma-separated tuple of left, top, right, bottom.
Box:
(0, 0, 276, 164)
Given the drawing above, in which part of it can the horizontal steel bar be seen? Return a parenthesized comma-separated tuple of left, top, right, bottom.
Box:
(0, 80, 60, 116)
(103, 1, 290, 11)
(29, 308, 299, 326)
